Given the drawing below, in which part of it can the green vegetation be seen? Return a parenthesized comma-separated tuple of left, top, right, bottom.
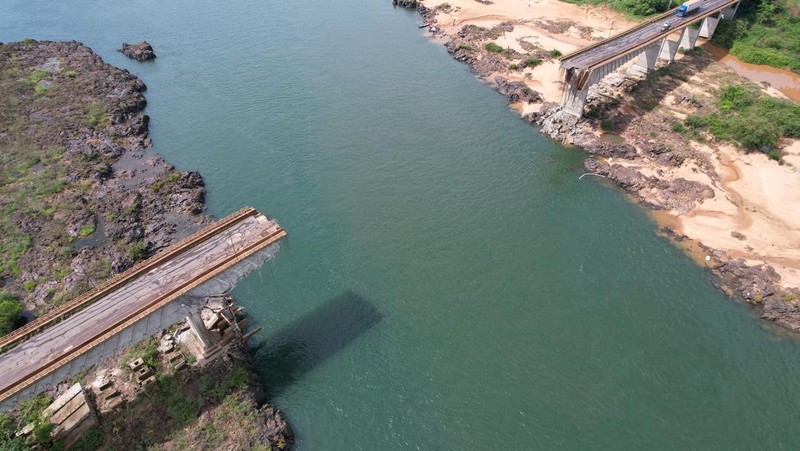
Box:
(559, 0, 799, 71)
(0, 394, 59, 448)
(509, 63, 520, 70)
(712, 0, 800, 71)
(150, 171, 181, 192)
(127, 240, 147, 261)
(0, 291, 23, 335)
(523, 56, 542, 68)
(71, 427, 104, 450)
(199, 367, 250, 403)
(549, 49, 563, 58)
(559, 0, 670, 17)
(485, 42, 504, 53)
(457, 43, 473, 51)
(85, 102, 108, 127)
(22, 280, 37, 292)
(78, 224, 95, 237)
(600, 119, 614, 131)
(29, 69, 49, 84)
(681, 85, 800, 150)
(119, 337, 160, 370)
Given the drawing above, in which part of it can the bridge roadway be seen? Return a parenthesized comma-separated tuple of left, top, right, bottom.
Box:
(0, 207, 285, 404)
(559, 0, 739, 88)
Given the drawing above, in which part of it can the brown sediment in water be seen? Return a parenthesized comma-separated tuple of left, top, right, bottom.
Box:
(702, 42, 800, 102)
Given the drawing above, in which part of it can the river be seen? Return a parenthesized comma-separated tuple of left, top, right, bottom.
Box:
(3, 0, 800, 449)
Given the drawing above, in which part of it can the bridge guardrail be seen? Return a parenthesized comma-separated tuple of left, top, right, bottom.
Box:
(0, 207, 259, 352)
(0, 222, 286, 403)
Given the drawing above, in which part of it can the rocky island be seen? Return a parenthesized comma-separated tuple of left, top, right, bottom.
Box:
(0, 40, 291, 449)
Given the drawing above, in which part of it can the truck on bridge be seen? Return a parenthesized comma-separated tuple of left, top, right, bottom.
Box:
(675, 0, 706, 17)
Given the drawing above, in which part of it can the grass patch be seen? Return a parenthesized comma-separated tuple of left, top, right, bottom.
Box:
(127, 240, 147, 261)
(119, 337, 160, 370)
(684, 85, 800, 150)
(558, 0, 670, 17)
(85, 102, 108, 128)
(78, 224, 95, 237)
(523, 56, 542, 68)
(484, 42, 503, 53)
(0, 291, 23, 335)
(711, 0, 800, 71)
(28, 69, 49, 84)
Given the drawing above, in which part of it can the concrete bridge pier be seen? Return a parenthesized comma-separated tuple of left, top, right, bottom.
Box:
(699, 16, 719, 39)
(629, 39, 664, 76)
(659, 34, 681, 62)
(678, 26, 701, 50)
(721, 2, 740, 20)
(700, 3, 738, 39)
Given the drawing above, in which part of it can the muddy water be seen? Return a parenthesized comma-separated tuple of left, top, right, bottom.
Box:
(703, 42, 800, 102)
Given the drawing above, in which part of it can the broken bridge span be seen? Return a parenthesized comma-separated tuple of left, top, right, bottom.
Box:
(0, 207, 286, 410)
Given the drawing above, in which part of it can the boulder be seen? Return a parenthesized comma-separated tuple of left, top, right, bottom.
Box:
(118, 41, 156, 62)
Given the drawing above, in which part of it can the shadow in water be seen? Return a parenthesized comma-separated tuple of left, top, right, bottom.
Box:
(252, 291, 383, 397)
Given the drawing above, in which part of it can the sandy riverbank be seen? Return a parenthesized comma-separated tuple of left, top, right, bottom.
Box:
(412, 0, 800, 330)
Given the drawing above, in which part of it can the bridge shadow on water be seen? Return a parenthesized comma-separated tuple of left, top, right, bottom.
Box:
(251, 290, 383, 397)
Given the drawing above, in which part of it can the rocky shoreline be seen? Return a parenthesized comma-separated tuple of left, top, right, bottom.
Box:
(403, 3, 800, 333)
(0, 40, 291, 447)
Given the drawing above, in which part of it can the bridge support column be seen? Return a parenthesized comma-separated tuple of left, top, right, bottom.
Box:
(630, 39, 663, 76)
(699, 16, 720, 39)
(563, 84, 590, 116)
(721, 2, 739, 20)
(659, 36, 680, 62)
(678, 27, 700, 50)
(562, 64, 611, 116)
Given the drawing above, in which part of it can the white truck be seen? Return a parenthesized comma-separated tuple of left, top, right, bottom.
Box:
(674, 0, 706, 17)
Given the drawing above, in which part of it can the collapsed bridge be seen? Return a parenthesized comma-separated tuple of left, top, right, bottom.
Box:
(558, 0, 741, 116)
(0, 207, 286, 411)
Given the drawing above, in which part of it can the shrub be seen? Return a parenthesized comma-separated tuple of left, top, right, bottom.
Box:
(484, 42, 503, 53)
(127, 240, 147, 261)
(523, 56, 542, 68)
(549, 49, 562, 58)
(457, 43, 473, 51)
(672, 122, 687, 133)
(0, 291, 23, 335)
(767, 148, 782, 161)
(600, 119, 614, 131)
(509, 63, 519, 70)
(22, 280, 36, 292)
(685, 115, 708, 128)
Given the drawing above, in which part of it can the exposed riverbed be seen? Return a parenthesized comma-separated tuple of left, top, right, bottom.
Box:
(703, 42, 800, 102)
(4, 0, 800, 448)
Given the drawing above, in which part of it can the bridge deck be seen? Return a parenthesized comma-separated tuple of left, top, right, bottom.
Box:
(560, 0, 738, 73)
(0, 208, 284, 402)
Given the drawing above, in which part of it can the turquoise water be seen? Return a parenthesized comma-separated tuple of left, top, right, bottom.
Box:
(4, 0, 800, 448)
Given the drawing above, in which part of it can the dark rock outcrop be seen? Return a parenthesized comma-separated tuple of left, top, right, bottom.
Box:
(118, 41, 156, 62)
(494, 76, 542, 104)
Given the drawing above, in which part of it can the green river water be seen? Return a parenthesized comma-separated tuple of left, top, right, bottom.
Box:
(3, 0, 800, 448)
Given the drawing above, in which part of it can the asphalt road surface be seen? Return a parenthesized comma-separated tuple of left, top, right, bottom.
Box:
(0, 213, 281, 398)
(562, 0, 739, 71)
